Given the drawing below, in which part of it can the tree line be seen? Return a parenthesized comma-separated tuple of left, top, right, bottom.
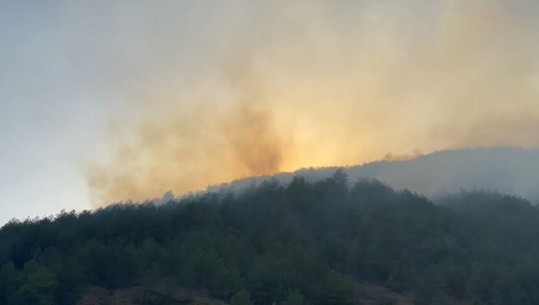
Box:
(1, 170, 539, 305)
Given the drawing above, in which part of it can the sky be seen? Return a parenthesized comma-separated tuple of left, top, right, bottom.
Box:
(1, 0, 539, 224)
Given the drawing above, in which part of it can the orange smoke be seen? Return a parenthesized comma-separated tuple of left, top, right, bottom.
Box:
(83, 0, 539, 205)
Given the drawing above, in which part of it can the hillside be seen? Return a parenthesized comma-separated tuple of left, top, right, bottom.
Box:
(211, 147, 539, 202)
(2, 172, 539, 305)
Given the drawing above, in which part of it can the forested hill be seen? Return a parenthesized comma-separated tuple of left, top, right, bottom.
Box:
(211, 147, 539, 201)
(2, 171, 539, 305)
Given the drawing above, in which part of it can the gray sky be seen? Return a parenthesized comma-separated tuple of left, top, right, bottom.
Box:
(0, 0, 237, 223)
(0, 1, 108, 223)
(1, 0, 539, 224)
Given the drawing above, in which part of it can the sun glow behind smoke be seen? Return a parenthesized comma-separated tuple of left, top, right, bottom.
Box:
(82, 0, 539, 204)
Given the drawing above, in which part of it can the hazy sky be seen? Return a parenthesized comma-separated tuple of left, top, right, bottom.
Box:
(1, 0, 539, 224)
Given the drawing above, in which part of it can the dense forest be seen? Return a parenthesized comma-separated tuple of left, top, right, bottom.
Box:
(2, 170, 539, 305)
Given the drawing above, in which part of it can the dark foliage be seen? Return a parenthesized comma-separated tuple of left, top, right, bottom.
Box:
(1, 171, 539, 305)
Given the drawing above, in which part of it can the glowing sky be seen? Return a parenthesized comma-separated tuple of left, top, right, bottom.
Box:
(1, 0, 539, 224)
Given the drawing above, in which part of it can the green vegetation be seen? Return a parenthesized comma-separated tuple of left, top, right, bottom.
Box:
(1, 170, 539, 305)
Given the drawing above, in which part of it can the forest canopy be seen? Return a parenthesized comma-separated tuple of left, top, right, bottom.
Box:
(1, 171, 539, 305)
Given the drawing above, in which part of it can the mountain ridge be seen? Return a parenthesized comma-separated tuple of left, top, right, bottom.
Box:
(207, 147, 539, 202)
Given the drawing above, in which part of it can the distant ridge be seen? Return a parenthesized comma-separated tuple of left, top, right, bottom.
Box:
(207, 147, 539, 202)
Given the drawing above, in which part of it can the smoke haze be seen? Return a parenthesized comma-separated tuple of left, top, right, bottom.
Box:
(78, 0, 539, 204)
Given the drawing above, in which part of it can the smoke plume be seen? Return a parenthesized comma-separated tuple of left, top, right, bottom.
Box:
(74, 0, 539, 204)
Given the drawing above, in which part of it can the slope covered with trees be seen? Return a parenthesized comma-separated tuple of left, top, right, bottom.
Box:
(212, 147, 539, 202)
(1, 171, 539, 305)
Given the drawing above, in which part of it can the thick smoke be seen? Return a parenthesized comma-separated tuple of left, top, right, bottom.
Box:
(75, 0, 539, 204)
